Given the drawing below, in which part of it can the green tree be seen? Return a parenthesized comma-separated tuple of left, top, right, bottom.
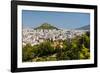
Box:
(37, 41, 54, 57)
(79, 44, 90, 59)
(22, 43, 33, 62)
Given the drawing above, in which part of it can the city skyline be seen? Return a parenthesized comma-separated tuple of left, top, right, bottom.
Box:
(22, 10, 90, 29)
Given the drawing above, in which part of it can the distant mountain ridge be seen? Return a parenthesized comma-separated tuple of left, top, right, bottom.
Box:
(34, 23, 59, 30)
(76, 25, 90, 30)
(23, 23, 90, 30)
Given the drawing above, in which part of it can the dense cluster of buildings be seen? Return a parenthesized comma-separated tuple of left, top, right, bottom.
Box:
(22, 28, 88, 46)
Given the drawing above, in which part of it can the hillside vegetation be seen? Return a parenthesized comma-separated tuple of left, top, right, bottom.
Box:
(22, 32, 90, 62)
(34, 23, 59, 30)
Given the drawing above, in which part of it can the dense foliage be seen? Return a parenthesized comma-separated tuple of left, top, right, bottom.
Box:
(22, 32, 90, 62)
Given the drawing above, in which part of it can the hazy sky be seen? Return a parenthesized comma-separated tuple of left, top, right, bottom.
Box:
(22, 10, 90, 29)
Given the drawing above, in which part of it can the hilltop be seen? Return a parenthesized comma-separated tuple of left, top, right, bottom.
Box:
(34, 23, 59, 30)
